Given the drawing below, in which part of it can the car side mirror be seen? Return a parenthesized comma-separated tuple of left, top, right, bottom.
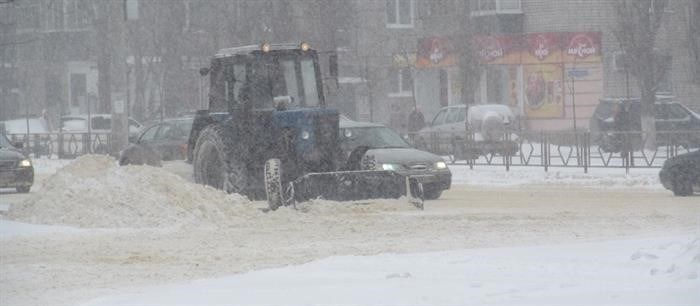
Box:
(12, 141, 24, 149)
(199, 67, 210, 76)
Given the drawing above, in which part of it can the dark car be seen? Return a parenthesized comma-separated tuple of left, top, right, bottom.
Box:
(120, 118, 193, 165)
(590, 96, 700, 152)
(659, 150, 700, 196)
(0, 134, 34, 193)
(340, 119, 451, 200)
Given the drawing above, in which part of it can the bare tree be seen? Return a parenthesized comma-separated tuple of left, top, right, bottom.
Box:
(613, 0, 670, 150)
(689, 0, 700, 84)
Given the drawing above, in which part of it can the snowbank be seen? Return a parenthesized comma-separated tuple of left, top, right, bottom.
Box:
(80, 235, 699, 306)
(6, 155, 256, 228)
(450, 165, 663, 189)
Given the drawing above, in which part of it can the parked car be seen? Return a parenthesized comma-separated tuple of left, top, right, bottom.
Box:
(339, 119, 451, 200)
(1, 117, 53, 157)
(414, 104, 519, 160)
(60, 114, 143, 137)
(659, 150, 700, 196)
(590, 96, 700, 152)
(120, 117, 193, 165)
(0, 133, 34, 193)
(1, 117, 50, 134)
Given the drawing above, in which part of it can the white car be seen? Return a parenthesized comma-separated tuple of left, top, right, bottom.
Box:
(60, 114, 142, 137)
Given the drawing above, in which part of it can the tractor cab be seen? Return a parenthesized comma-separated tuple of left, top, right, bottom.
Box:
(206, 42, 323, 113)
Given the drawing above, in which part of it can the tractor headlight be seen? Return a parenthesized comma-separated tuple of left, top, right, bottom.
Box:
(19, 159, 32, 167)
(435, 161, 447, 170)
(381, 163, 400, 171)
(301, 130, 311, 140)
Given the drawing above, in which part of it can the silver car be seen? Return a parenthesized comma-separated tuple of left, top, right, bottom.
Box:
(339, 119, 451, 199)
(414, 104, 519, 159)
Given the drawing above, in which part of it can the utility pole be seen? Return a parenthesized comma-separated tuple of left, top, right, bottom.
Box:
(110, 0, 134, 155)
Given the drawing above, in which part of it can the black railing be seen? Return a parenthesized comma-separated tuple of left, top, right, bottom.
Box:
(408, 130, 700, 172)
(7, 132, 113, 159)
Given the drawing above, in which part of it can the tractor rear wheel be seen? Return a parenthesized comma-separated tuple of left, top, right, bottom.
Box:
(193, 124, 248, 195)
(264, 158, 284, 210)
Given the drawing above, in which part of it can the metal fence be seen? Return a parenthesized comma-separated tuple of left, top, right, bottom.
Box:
(6, 130, 699, 172)
(409, 130, 700, 173)
(6, 132, 113, 159)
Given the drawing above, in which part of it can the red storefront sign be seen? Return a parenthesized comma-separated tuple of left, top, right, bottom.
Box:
(474, 34, 521, 64)
(562, 32, 602, 62)
(416, 37, 457, 68)
(522, 33, 562, 64)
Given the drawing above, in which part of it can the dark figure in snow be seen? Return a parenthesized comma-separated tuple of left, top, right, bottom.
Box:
(614, 101, 634, 165)
(407, 107, 425, 133)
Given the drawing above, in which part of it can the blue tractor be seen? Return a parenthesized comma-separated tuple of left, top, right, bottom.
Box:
(188, 43, 424, 210)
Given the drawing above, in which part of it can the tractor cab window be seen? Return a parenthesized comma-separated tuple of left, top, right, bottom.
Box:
(300, 59, 319, 107)
(264, 56, 320, 109)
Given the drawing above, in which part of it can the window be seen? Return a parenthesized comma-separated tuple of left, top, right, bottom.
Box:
(389, 67, 413, 97)
(484, 65, 508, 104)
(431, 109, 448, 126)
(445, 108, 461, 124)
(386, 0, 414, 28)
(16, 3, 40, 31)
(471, 0, 521, 15)
(140, 125, 159, 142)
(64, 0, 93, 30)
(300, 59, 320, 107)
(45, 0, 64, 31)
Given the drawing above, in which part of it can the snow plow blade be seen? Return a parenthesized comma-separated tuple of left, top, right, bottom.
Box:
(288, 170, 425, 209)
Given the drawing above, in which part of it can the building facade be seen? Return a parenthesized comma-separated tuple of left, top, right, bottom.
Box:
(340, 0, 699, 132)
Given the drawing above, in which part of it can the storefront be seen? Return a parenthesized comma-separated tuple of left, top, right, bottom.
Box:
(413, 37, 462, 124)
(474, 32, 604, 131)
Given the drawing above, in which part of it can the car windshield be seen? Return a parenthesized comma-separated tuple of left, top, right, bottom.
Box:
(0, 134, 11, 148)
(174, 120, 193, 135)
(340, 126, 410, 150)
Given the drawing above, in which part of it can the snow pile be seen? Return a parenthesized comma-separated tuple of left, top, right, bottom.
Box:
(7, 155, 256, 228)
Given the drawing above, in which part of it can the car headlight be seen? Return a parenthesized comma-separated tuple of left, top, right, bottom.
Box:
(19, 159, 32, 167)
(381, 163, 400, 171)
(301, 130, 310, 140)
(435, 161, 447, 169)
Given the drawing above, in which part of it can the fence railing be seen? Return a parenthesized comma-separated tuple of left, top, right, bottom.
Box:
(6, 130, 699, 172)
(6, 132, 113, 159)
(408, 130, 700, 172)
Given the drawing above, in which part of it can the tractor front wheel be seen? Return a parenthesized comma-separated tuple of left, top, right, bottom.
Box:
(264, 158, 284, 210)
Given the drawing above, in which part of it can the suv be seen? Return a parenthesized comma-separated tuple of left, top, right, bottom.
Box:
(590, 97, 700, 152)
(414, 104, 519, 159)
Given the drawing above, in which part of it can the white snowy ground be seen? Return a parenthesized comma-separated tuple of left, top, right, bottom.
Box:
(80, 235, 699, 306)
(1, 157, 697, 306)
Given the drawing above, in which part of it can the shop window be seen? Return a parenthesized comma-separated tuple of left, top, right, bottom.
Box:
(484, 65, 509, 104)
(386, 0, 414, 28)
(388, 67, 413, 97)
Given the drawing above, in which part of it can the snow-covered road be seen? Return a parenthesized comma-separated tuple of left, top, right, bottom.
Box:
(0, 157, 698, 306)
